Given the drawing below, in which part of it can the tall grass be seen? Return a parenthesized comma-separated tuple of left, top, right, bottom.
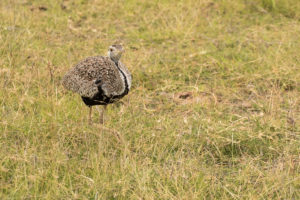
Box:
(0, 0, 299, 199)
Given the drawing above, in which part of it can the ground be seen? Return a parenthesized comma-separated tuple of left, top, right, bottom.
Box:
(0, 0, 299, 199)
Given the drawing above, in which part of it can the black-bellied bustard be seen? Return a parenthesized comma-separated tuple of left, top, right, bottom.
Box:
(62, 44, 132, 124)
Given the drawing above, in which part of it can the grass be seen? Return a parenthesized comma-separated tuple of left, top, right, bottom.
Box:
(0, 0, 299, 199)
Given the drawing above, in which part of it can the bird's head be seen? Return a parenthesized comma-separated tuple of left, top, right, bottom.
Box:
(107, 44, 124, 63)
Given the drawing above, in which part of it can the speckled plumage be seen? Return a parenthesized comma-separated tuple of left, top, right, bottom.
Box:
(62, 49, 131, 107)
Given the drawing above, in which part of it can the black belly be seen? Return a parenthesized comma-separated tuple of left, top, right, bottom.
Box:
(81, 93, 114, 106)
(81, 91, 124, 107)
(81, 96, 109, 106)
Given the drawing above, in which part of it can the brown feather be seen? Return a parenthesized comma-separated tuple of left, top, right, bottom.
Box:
(63, 56, 125, 97)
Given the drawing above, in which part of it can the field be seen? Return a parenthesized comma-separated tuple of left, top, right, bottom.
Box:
(0, 0, 299, 199)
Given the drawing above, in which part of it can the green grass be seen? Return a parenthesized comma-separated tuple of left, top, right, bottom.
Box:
(0, 0, 299, 199)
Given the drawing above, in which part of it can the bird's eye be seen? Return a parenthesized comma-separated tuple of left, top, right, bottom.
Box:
(110, 48, 113, 52)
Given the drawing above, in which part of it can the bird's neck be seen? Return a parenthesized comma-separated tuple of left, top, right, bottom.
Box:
(109, 57, 119, 66)
(114, 60, 119, 67)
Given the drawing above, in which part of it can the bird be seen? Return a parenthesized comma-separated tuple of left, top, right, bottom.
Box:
(62, 44, 132, 124)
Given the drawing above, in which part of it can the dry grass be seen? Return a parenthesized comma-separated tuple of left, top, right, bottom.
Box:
(0, 0, 299, 199)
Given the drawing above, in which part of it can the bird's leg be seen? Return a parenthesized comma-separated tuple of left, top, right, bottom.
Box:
(99, 105, 107, 125)
(88, 106, 92, 124)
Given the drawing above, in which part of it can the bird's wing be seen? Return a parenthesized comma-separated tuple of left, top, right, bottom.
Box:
(62, 56, 124, 98)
